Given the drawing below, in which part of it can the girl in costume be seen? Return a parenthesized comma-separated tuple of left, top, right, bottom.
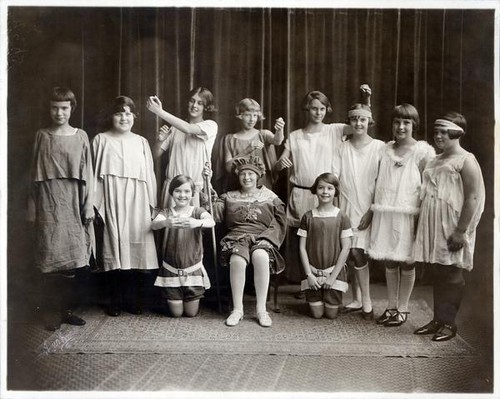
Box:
(413, 112, 485, 342)
(298, 173, 352, 319)
(152, 174, 215, 317)
(28, 87, 94, 331)
(368, 104, 435, 327)
(93, 96, 158, 316)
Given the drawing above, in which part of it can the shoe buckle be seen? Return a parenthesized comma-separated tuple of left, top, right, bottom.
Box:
(316, 270, 324, 277)
(178, 269, 185, 276)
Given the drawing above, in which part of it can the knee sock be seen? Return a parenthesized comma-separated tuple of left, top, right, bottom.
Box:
(229, 256, 247, 312)
(385, 266, 399, 310)
(251, 249, 270, 314)
(354, 263, 372, 312)
(398, 268, 415, 312)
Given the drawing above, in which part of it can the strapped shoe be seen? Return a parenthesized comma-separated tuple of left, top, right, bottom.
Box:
(432, 324, 457, 342)
(414, 320, 442, 335)
(361, 309, 374, 320)
(225, 310, 244, 327)
(341, 305, 363, 314)
(61, 310, 86, 326)
(256, 311, 272, 327)
(384, 310, 409, 327)
(376, 308, 397, 325)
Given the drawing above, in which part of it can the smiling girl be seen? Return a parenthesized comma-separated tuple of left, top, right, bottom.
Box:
(146, 88, 218, 208)
(93, 96, 158, 317)
(152, 174, 215, 317)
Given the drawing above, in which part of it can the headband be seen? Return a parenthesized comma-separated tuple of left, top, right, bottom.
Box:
(434, 119, 464, 133)
(348, 109, 372, 119)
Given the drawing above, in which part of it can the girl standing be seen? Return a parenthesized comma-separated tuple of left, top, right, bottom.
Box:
(333, 103, 385, 319)
(413, 112, 485, 341)
(276, 86, 370, 287)
(298, 173, 352, 319)
(93, 96, 159, 316)
(152, 174, 215, 317)
(146, 87, 218, 207)
(368, 104, 435, 327)
(223, 98, 285, 191)
(28, 87, 94, 330)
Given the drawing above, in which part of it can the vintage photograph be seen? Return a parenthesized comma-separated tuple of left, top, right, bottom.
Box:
(1, 2, 497, 397)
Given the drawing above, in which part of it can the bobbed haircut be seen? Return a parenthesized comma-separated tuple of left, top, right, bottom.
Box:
(189, 87, 217, 113)
(111, 96, 137, 116)
(50, 87, 77, 111)
(235, 98, 265, 120)
(438, 111, 467, 139)
(302, 90, 332, 113)
(392, 103, 420, 131)
(310, 172, 340, 197)
(168, 174, 196, 196)
(346, 103, 375, 126)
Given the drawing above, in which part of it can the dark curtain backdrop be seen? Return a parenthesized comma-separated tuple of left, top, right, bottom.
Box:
(7, 7, 494, 319)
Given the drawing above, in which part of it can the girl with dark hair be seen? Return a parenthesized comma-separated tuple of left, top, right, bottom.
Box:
(27, 87, 94, 330)
(93, 96, 158, 317)
(152, 174, 215, 318)
(368, 104, 435, 327)
(146, 87, 218, 208)
(412, 112, 485, 341)
(298, 173, 353, 319)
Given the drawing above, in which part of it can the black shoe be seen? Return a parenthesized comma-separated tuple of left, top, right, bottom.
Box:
(414, 320, 442, 335)
(376, 308, 397, 325)
(341, 305, 363, 314)
(432, 324, 457, 342)
(44, 315, 62, 331)
(106, 305, 121, 317)
(384, 311, 409, 327)
(361, 309, 374, 320)
(124, 305, 143, 315)
(61, 310, 86, 326)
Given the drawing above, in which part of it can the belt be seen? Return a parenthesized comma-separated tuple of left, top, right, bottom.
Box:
(300, 264, 348, 292)
(162, 261, 211, 289)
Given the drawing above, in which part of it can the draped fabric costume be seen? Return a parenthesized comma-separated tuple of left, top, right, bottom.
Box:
(93, 132, 158, 272)
(154, 206, 211, 290)
(413, 152, 485, 271)
(284, 123, 345, 227)
(160, 120, 218, 207)
(29, 128, 94, 273)
(334, 139, 385, 250)
(223, 130, 279, 191)
(368, 141, 435, 262)
(211, 186, 287, 274)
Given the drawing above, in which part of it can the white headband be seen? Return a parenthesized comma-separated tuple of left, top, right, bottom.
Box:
(348, 109, 372, 119)
(434, 119, 464, 133)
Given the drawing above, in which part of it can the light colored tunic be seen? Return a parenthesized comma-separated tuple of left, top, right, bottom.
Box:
(413, 152, 485, 271)
(93, 132, 158, 272)
(160, 119, 218, 207)
(368, 141, 435, 262)
(334, 139, 385, 250)
(285, 123, 345, 227)
(29, 128, 94, 273)
(224, 130, 278, 190)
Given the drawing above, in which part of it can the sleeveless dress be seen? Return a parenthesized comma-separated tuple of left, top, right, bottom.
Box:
(368, 140, 435, 262)
(413, 152, 485, 271)
(334, 139, 385, 250)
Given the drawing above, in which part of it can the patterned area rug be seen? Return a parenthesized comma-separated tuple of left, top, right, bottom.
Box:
(39, 298, 475, 358)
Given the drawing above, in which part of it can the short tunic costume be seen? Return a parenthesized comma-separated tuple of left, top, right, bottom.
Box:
(298, 207, 353, 300)
(29, 128, 94, 273)
(160, 120, 218, 207)
(211, 186, 287, 274)
(413, 152, 485, 271)
(223, 130, 279, 190)
(154, 206, 211, 297)
(285, 123, 345, 227)
(368, 141, 435, 262)
(93, 132, 159, 272)
(334, 139, 385, 250)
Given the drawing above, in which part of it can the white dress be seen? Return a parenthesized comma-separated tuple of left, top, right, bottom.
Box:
(285, 123, 345, 227)
(368, 141, 435, 262)
(334, 138, 385, 250)
(413, 152, 485, 271)
(160, 119, 218, 207)
(93, 132, 159, 272)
